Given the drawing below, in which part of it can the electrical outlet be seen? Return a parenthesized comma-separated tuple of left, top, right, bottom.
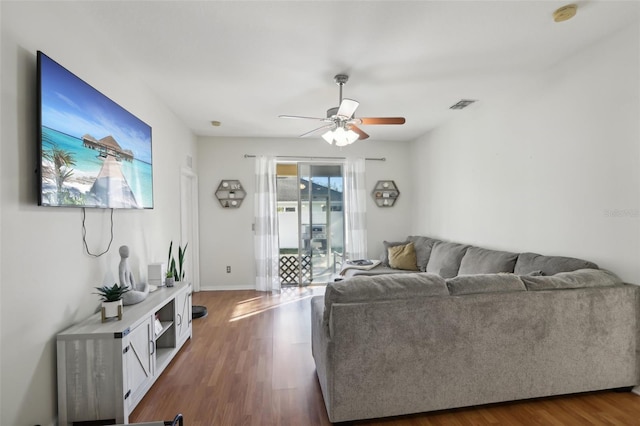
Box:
(226, 266, 231, 273)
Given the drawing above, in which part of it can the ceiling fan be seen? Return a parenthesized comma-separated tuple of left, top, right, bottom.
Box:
(279, 74, 406, 146)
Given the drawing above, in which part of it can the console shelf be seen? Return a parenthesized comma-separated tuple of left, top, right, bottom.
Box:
(156, 320, 173, 338)
(57, 283, 192, 425)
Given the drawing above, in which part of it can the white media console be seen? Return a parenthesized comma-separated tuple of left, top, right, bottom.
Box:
(57, 282, 192, 425)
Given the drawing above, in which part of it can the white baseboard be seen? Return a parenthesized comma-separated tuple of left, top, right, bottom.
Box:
(632, 385, 640, 396)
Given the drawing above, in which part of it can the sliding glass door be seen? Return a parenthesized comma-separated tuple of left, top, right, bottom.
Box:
(277, 162, 344, 286)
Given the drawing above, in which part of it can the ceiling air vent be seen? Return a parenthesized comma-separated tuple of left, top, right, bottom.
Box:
(450, 99, 477, 110)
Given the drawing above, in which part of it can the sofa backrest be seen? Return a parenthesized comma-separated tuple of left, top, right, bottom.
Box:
(378, 236, 599, 278)
(458, 246, 519, 275)
(327, 269, 624, 328)
(425, 241, 470, 278)
(520, 268, 621, 290)
(324, 273, 448, 323)
(514, 252, 598, 276)
(446, 273, 526, 295)
(445, 268, 622, 295)
(406, 236, 440, 271)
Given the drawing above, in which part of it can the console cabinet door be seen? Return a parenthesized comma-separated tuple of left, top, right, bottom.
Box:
(176, 287, 192, 345)
(126, 317, 153, 407)
(57, 337, 121, 425)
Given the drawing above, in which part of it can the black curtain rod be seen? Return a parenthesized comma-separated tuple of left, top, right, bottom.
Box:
(243, 154, 385, 161)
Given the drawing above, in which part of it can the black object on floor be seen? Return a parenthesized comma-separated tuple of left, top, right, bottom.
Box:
(192, 305, 208, 319)
(166, 413, 183, 426)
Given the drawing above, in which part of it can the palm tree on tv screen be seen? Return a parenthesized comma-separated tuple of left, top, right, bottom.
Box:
(43, 145, 77, 204)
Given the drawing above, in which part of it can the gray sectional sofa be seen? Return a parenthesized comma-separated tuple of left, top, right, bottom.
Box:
(311, 236, 640, 423)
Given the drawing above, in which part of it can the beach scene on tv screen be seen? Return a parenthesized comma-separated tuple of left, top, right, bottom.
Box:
(39, 53, 153, 208)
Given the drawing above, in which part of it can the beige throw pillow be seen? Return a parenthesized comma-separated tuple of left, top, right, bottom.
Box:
(388, 242, 419, 271)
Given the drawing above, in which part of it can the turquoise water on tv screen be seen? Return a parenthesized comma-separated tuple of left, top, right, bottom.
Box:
(41, 126, 153, 208)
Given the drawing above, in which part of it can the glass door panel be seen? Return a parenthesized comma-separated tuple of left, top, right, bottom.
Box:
(298, 163, 313, 285)
(276, 164, 305, 285)
(300, 163, 344, 285)
(276, 162, 343, 286)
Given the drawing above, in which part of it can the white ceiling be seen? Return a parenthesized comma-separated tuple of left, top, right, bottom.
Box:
(69, 0, 638, 142)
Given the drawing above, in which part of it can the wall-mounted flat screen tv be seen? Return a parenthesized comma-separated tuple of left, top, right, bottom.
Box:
(37, 51, 153, 208)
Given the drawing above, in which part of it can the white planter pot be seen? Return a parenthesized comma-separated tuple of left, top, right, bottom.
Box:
(101, 300, 123, 322)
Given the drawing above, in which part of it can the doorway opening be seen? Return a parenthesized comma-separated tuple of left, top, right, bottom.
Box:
(276, 162, 344, 286)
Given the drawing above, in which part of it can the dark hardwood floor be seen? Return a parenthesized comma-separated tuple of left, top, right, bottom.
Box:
(130, 288, 640, 425)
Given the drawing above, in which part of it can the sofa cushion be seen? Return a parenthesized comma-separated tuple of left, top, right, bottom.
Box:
(520, 268, 622, 291)
(426, 241, 470, 278)
(406, 236, 440, 271)
(388, 242, 419, 271)
(514, 252, 598, 276)
(458, 246, 518, 275)
(324, 273, 447, 323)
(343, 266, 417, 279)
(446, 273, 526, 295)
(380, 240, 408, 266)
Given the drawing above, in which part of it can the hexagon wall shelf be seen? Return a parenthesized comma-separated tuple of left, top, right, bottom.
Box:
(215, 180, 246, 208)
(372, 180, 400, 207)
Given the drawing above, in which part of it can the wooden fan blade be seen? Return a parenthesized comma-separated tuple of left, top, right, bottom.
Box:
(279, 115, 332, 122)
(359, 117, 406, 125)
(348, 124, 369, 140)
(336, 98, 359, 119)
(300, 123, 335, 138)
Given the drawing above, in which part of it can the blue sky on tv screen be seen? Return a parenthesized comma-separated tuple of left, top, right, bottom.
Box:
(40, 53, 152, 164)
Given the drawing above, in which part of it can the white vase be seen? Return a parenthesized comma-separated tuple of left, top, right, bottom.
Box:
(101, 300, 123, 322)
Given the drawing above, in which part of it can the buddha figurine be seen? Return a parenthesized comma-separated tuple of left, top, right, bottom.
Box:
(119, 245, 149, 305)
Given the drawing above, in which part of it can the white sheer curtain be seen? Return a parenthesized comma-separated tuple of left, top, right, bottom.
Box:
(343, 158, 368, 260)
(254, 156, 280, 292)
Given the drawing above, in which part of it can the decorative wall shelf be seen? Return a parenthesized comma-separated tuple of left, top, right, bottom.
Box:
(372, 180, 400, 207)
(215, 180, 246, 208)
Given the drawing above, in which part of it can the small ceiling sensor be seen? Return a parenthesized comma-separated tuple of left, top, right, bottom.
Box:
(553, 4, 577, 22)
(211, 120, 222, 127)
(450, 99, 477, 110)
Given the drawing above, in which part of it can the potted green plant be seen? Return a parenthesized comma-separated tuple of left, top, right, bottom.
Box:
(94, 283, 130, 322)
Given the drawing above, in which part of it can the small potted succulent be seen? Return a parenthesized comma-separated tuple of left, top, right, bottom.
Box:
(95, 283, 130, 322)
(165, 269, 175, 287)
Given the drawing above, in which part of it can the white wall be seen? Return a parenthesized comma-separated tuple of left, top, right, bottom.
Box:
(197, 137, 413, 290)
(0, 3, 197, 425)
(410, 23, 640, 284)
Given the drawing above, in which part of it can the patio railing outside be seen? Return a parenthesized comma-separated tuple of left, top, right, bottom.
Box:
(279, 254, 311, 285)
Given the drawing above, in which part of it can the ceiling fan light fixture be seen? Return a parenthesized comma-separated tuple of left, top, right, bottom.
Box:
(333, 127, 348, 146)
(345, 129, 359, 144)
(322, 130, 335, 144)
(337, 128, 359, 147)
(322, 126, 360, 146)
